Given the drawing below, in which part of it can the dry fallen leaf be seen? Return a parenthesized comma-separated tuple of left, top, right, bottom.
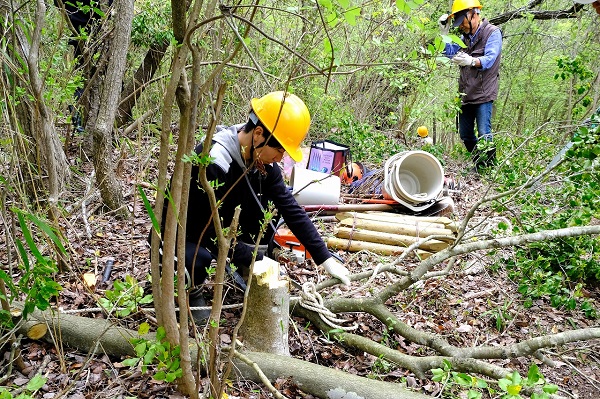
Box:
(83, 272, 97, 288)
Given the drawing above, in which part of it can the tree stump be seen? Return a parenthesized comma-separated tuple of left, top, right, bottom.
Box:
(240, 257, 290, 356)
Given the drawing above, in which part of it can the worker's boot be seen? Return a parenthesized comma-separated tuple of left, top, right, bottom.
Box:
(463, 140, 479, 173)
(188, 288, 211, 324)
(475, 145, 496, 170)
(483, 147, 497, 168)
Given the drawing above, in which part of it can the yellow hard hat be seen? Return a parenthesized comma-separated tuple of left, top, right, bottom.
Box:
(450, 0, 482, 16)
(250, 91, 310, 162)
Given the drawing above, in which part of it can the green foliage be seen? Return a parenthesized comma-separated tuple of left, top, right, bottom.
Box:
(431, 361, 557, 399)
(123, 323, 183, 383)
(497, 366, 558, 399)
(495, 117, 600, 318)
(97, 275, 153, 317)
(0, 374, 47, 399)
(371, 355, 394, 374)
(0, 209, 64, 325)
(131, 0, 174, 46)
(482, 300, 514, 332)
(317, 108, 405, 164)
(138, 185, 160, 236)
(431, 359, 487, 399)
(554, 55, 594, 118)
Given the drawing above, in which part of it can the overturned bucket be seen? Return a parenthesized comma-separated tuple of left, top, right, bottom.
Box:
(383, 150, 444, 211)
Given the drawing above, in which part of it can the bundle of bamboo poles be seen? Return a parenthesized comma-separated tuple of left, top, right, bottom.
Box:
(326, 211, 458, 259)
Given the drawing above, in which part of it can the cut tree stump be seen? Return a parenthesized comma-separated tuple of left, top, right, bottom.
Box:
(239, 257, 290, 355)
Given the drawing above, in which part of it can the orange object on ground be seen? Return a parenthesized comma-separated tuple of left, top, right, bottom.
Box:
(274, 227, 312, 259)
(340, 162, 364, 185)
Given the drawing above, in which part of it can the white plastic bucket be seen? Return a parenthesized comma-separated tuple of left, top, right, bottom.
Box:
(291, 166, 341, 205)
(383, 151, 444, 207)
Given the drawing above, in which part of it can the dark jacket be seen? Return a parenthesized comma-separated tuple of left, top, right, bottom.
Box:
(180, 125, 331, 267)
(459, 19, 501, 105)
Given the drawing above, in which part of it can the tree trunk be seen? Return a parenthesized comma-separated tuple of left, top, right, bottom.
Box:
(88, 0, 134, 217)
(7, 0, 70, 202)
(116, 39, 170, 126)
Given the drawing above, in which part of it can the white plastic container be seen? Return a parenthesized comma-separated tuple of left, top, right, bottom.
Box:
(291, 166, 341, 205)
(383, 151, 444, 211)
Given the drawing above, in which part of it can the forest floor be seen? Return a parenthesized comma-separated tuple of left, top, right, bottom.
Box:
(1, 143, 599, 399)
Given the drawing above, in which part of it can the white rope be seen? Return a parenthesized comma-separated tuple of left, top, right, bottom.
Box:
(58, 303, 243, 315)
(298, 282, 358, 331)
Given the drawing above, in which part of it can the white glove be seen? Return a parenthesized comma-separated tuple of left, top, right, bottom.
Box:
(438, 14, 450, 35)
(451, 52, 475, 67)
(320, 257, 351, 286)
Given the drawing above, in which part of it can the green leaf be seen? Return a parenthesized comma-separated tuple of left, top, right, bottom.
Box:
(17, 212, 43, 263)
(543, 384, 559, 394)
(154, 371, 166, 381)
(138, 322, 150, 336)
(318, 0, 333, 11)
(26, 375, 47, 391)
(135, 341, 147, 357)
(467, 390, 482, 399)
(15, 240, 30, 271)
(507, 384, 522, 395)
(343, 7, 361, 26)
(498, 378, 510, 391)
(453, 372, 472, 386)
(26, 213, 66, 255)
(165, 371, 178, 382)
(121, 357, 140, 367)
(138, 186, 160, 236)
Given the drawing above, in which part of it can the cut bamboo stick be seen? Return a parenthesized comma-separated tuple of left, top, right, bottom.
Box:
(334, 226, 450, 252)
(336, 211, 447, 230)
(326, 237, 432, 259)
(338, 218, 455, 240)
(365, 211, 460, 232)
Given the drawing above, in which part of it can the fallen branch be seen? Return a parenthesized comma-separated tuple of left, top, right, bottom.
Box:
(14, 305, 425, 399)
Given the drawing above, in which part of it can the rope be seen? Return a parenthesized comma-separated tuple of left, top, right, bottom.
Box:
(58, 303, 243, 315)
(298, 282, 358, 331)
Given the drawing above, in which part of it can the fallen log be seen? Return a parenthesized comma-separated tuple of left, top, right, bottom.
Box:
(334, 226, 450, 252)
(13, 305, 425, 399)
(327, 236, 433, 259)
(338, 217, 456, 240)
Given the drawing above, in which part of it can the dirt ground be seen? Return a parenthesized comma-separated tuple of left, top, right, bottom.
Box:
(1, 148, 599, 399)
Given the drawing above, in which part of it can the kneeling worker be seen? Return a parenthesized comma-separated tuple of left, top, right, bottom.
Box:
(159, 91, 350, 321)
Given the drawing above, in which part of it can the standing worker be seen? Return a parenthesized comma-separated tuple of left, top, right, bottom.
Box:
(156, 91, 350, 322)
(439, 0, 502, 170)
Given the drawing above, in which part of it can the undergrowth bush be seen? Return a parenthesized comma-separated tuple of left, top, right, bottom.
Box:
(496, 115, 600, 317)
